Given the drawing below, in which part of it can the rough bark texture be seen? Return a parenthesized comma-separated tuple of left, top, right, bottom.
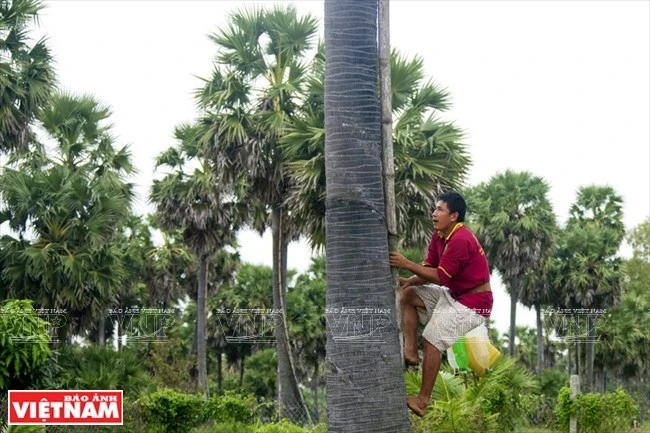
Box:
(586, 316, 595, 392)
(197, 255, 208, 395)
(378, 0, 403, 362)
(272, 207, 310, 423)
(535, 302, 544, 375)
(98, 312, 105, 347)
(324, 0, 409, 431)
(509, 276, 518, 357)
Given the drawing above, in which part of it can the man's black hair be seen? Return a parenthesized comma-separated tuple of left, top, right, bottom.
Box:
(439, 192, 466, 222)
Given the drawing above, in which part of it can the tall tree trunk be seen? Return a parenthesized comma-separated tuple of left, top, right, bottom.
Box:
(197, 254, 208, 395)
(191, 317, 198, 354)
(509, 276, 519, 356)
(586, 315, 595, 392)
(239, 354, 246, 390)
(312, 360, 319, 423)
(98, 311, 105, 347)
(379, 0, 403, 363)
(217, 351, 223, 395)
(535, 301, 544, 375)
(324, 0, 410, 430)
(575, 339, 581, 377)
(272, 206, 310, 424)
(116, 316, 122, 350)
(158, 301, 167, 342)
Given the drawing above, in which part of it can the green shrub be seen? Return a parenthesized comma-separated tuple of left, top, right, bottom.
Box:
(255, 420, 311, 433)
(242, 348, 277, 399)
(0, 300, 51, 390)
(190, 422, 257, 433)
(554, 386, 639, 433)
(520, 393, 556, 429)
(469, 357, 539, 431)
(205, 392, 257, 424)
(539, 368, 568, 397)
(139, 388, 206, 433)
(56, 345, 154, 397)
(409, 357, 538, 432)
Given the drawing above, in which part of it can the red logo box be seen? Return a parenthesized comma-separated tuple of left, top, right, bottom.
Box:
(8, 390, 123, 425)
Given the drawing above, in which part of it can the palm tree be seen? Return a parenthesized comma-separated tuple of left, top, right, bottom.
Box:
(470, 170, 556, 357)
(555, 185, 625, 391)
(195, 5, 318, 422)
(0, 92, 134, 342)
(147, 228, 193, 311)
(597, 221, 650, 388)
(208, 263, 273, 393)
(519, 251, 560, 374)
(283, 47, 470, 249)
(149, 122, 245, 395)
(287, 256, 326, 422)
(324, 0, 409, 430)
(0, 0, 55, 154)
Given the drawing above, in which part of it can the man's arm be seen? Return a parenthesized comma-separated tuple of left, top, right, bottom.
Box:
(389, 252, 441, 285)
(405, 262, 442, 285)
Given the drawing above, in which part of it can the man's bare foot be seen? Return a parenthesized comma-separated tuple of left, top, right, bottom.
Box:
(406, 395, 428, 417)
(404, 352, 420, 366)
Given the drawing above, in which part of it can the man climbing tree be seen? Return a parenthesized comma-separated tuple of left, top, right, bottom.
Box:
(389, 192, 493, 417)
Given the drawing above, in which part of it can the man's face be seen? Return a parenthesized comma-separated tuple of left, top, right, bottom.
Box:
(432, 200, 458, 232)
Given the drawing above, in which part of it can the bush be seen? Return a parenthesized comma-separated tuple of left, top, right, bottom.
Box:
(255, 420, 312, 433)
(0, 300, 51, 390)
(471, 357, 539, 431)
(242, 348, 277, 399)
(139, 389, 206, 433)
(408, 357, 539, 432)
(190, 422, 257, 433)
(554, 386, 639, 433)
(56, 345, 154, 397)
(520, 393, 556, 429)
(205, 392, 257, 424)
(539, 368, 568, 397)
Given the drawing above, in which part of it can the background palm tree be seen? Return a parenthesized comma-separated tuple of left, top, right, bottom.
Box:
(597, 219, 650, 391)
(195, 5, 318, 422)
(555, 185, 625, 391)
(150, 122, 245, 395)
(469, 170, 556, 357)
(324, 0, 409, 430)
(0, 0, 55, 154)
(519, 249, 560, 374)
(0, 92, 134, 342)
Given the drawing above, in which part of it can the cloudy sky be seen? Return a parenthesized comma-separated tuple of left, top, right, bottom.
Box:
(34, 1, 649, 334)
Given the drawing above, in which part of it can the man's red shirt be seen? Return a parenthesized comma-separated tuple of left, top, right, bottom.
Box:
(424, 223, 493, 318)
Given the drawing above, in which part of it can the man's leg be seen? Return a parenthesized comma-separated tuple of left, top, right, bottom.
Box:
(400, 287, 425, 365)
(407, 340, 441, 417)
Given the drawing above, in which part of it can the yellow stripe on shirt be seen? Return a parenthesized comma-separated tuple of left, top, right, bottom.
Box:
(438, 266, 452, 278)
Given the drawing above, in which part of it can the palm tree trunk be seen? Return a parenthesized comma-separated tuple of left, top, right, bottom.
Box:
(272, 206, 310, 424)
(586, 315, 595, 392)
(509, 276, 519, 356)
(379, 0, 402, 364)
(197, 254, 208, 395)
(312, 360, 319, 422)
(324, 0, 409, 430)
(575, 339, 581, 377)
(535, 301, 544, 375)
(98, 311, 106, 347)
(217, 351, 223, 395)
(116, 316, 122, 350)
(239, 354, 245, 390)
